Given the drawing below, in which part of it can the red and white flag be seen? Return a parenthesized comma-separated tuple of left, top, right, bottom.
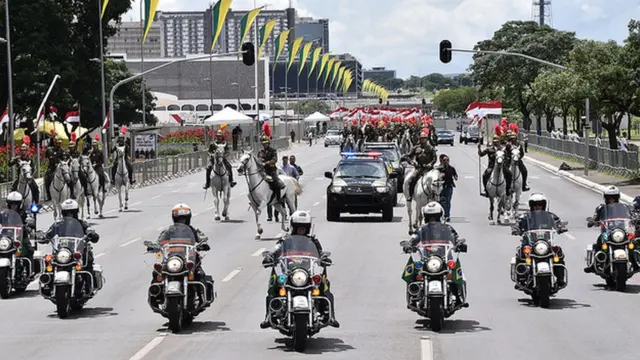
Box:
(34, 110, 45, 130)
(465, 100, 502, 119)
(101, 112, 109, 134)
(0, 109, 8, 135)
(64, 110, 80, 123)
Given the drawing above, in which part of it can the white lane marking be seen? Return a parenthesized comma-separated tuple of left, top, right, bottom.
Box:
(420, 336, 434, 360)
(192, 212, 200, 217)
(551, 176, 561, 179)
(565, 233, 576, 240)
(207, 205, 216, 210)
(529, 176, 540, 179)
(104, 209, 116, 214)
(312, 201, 320, 206)
(171, 189, 181, 193)
(222, 268, 243, 282)
(129, 334, 167, 360)
(240, 192, 247, 196)
(120, 237, 141, 247)
(156, 226, 165, 231)
(252, 248, 266, 256)
(151, 195, 162, 199)
(166, 183, 176, 187)
(322, 195, 327, 199)
(187, 183, 196, 188)
(464, 175, 474, 179)
(130, 201, 142, 207)
(315, 177, 324, 180)
(95, 252, 106, 258)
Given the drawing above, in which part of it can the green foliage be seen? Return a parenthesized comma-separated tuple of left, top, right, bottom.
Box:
(293, 99, 330, 115)
(369, 76, 405, 90)
(158, 147, 191, 157)
(432, 87, 478, 115)
(403, 73, 471, 91)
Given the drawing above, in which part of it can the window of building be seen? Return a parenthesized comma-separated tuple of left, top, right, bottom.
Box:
(167, 104, 180, 111)
(240, 103, 252, 111)
(196, 104, 209, 111)
(181, 104, 195, 111)
(211, 104, 223, 111)
(155, 106, 167, 111)
(224, 104, 237, 110)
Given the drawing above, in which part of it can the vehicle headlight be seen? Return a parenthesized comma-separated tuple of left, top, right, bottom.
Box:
(612, 229, 625, 243)
(166, 257, 183, 272)
(291, 269, 308, 286)
(426, 257, 443, 272)
(56, 249, 72, 263)
(0, 238, 11, 251)
(534, 241, 549, 255)
(331, 185, 343, 192)
(375, 186, 388, 193)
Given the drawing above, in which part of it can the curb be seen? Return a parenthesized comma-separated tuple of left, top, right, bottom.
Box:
(524, 156, 635, 205)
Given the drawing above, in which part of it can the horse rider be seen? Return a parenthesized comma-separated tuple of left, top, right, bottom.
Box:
(203, 130, 236, 189)
(88, 138, 108, 193)
(111, 133, 136, 185)
(506, 132, 530, 192)
(9, 143, 40, 204)
(257, 135, 284, 206)
(405, 132, 437, 201)
(68, 140, 89, 198)
(478, 135, 512, 197)
(44, 136, 73, 201)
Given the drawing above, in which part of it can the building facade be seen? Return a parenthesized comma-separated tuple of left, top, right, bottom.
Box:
(295, 17, 329, 54)
(156, 11, 206, 57)
(106, 21, 164, 58)
(363, 67, 396, 80)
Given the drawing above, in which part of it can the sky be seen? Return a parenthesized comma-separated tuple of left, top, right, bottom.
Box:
(124, 0, 640, 79)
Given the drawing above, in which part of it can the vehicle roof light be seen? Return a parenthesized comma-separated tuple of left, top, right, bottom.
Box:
(340, 152, 382, 158)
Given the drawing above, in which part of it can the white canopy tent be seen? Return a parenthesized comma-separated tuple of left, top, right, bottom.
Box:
(303, 112, 330, 122)
(203, 107, 253, 125)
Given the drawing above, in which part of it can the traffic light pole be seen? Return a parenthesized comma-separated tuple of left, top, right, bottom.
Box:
(448, 48, 567, 70)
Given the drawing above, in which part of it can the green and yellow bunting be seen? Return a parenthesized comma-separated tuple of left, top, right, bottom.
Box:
(239, 7, 262, 44)
(273, 29, 291, 63)
(336, 66, 346, 91)
(317, 53, 330, 80)
(323, 58, 335, 86)
(401, 257, 417, 283)
(330, 61, 342, 87)
(298, 42, 313, 75)
(267, 268, 277, 297)
(211, 0, 233, 52)
(342, 70, 352, 92)
(362, 79, 372, 93)
(258, 19, 277, 59)
(287, 37, 304, 71)
(142, 0, 161, 43)
(101, 0, 110, 18)
(309, 47, 322, 78)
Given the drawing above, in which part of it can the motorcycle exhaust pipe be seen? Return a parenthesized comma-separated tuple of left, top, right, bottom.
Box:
(408, 283, 422, 296)
(515, 264, 530, 276)
(39, 273, 51, 285)
(595, 251, 607, 263)
(269, 298, 284, 313)
(149, 284, 162, 297)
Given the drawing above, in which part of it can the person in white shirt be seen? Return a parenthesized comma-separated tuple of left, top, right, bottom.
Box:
(619, 131, 629, 152)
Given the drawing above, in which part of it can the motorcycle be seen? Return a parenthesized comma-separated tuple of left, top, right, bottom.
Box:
(0, 209, 43, 298)
(585, 203, 640, 291)
(38, 217, 104, 318)
(510, 211, 568, 308)
(143, 223, 216, 333)
(261, 235, 334, 352)
(400, 222, 468, 332)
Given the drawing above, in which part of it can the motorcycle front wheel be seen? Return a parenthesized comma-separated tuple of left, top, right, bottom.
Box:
(55, 285, 71, 318)
(167, 297, 183, 333)
(292, 313, 308, 352)
(0, 268, 11, 299)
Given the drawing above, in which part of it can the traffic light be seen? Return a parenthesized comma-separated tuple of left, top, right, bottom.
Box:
(378, 98, 382, 104)
(241, 42, 255, 66)
(439, 40, 452, 64)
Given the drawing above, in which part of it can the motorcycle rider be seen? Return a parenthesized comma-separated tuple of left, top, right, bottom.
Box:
(402, 202, 468, 307)
(88, 137, 108, 193)
(405, 132, 437, 201)
(9, 143, 40, 204)
(260, 210, 339, 329)
(506, 131, 530, 192)
(44, 136, 72, 201)
(68, 140, 89, 198)
(478, 135, 513, 197)
(111, 133, 136, 185)
(257, 135, 284, 206)
(3, 192, 37, 263)
(203, 130, 237, 189)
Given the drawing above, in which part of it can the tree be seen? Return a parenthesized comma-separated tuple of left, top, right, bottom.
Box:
(532, 70, 587, 134)
(370, 76, 404, 90)
(293, 99, 330, 115)
(432, 87, 478, 115)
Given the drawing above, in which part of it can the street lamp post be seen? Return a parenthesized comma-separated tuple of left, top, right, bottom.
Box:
(230, 82, 241, 111)
(96, 0, 108, 160)
(4, 0, 15, 180)
(280, 86, 291, 138)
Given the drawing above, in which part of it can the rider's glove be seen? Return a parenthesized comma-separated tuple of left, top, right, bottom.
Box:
(402, 246, 413, 254)
(25, 216, 36, 229)
(197, 243, 211, 252)
(262, 254, 274, 267)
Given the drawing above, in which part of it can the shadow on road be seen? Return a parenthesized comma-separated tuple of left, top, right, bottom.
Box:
(592, 283, 640, 294)
(338, 216, 403, 223)
(269, 337, 355, 354)
(158, 320, 231, 334)
(517, 297, 591, 310)
(48, 306, 118, 319)
(414, 319, 491, 334)
(6, 289, 40, 299)
(218, 219, 245, 224)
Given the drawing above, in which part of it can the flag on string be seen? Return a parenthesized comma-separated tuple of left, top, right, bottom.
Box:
(287, 37, 304, 71)
(309, 47, 322, 78)
(273, 29, 291, 63)
(101, 0, 110, 18)
(317, 53, 330, 80)
(142, 0, 160, 44)
(258, 19, 277, 60)
(297, 42, 313, 75)
(210, 0, 233, 52)
(239, 7, 263, 44)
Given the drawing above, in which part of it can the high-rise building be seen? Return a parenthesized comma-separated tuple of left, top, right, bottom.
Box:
(106, 21, 163, 58)
(217, 9, 291, 57)
(156, 11, 206, 57)
(363, 67, 396, 80)
(295, 17, 329, 54)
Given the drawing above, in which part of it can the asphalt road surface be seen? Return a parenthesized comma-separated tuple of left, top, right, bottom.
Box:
(2, 139, 637, 360)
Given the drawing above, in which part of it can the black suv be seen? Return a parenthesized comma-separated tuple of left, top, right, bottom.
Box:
(325, 153, 397, 222)
(362, 143, 405, 192)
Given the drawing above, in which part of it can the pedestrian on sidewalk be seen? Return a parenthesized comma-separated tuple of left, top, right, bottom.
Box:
(438, 154, 458, 222)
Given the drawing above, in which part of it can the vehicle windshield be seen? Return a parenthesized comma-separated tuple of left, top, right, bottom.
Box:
(49, 218, 86, 253)
(327, 130, 340, 136)
(597, 203, 631, 220)
(335, 161, 387, 178)
(0, 210, 23, 241)
(417, 223, 455, 258)
(437, 131, 453, 135)
(157, 223, 197, 260)
(278, 235, 320, 272)
(366, 148, 399, 162)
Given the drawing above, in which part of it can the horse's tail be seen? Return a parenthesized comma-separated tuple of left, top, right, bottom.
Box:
(293, 179, 302, 195)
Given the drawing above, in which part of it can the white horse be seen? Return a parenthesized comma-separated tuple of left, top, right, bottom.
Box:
(15, 160, 34, 208)
(509, 148, 523, 220)
(400, 130, 412, 156)
(112, 146, 129, 211)
(237, 152, 302, 240)
(80, 155, 108, 219)
(403, 167, 443, 234)
(49, 160, 71, 219)
(209, 145, 231, 221)
(486, 150, 508, 224)
(69, 157, 85, 218)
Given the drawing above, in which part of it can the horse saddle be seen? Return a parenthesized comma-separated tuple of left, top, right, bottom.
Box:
(265, 176, 285, 190)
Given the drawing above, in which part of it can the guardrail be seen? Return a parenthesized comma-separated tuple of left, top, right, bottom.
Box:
(0, 137, 292, 210)
(525, 133, 639, 177)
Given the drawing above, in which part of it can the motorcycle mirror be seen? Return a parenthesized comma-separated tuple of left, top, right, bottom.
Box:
(142, 240, 154, 247)
(457, 238, 466, 244)
(586, 217, 593, 222)
(560, 221, 568, 226)
(457, 244, 468, 253)
(261, 250, 270, 257)
(322, 251, 331, 258)
(399, 240, 410, 248)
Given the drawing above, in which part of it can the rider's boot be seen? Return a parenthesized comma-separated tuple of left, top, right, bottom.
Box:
(10, 178, 18, 192)
(126, 162, 136, 184)
(521, 164, 530, 191)
(260, 296, 272, 329)
(225, 161, 237, 187)
(203, 166, 212, 189)
(584, 244, 596, 273)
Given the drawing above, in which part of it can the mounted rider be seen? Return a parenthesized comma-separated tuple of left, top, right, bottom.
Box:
(9, 143, 40, 204)
(506, 128, 530, 192)
(110, 132, 136, 185)
(478, 134, 513, 197)
(88, 136, 108, 193)
(257, 135, 284, 206)
(44, 135, 73, 200)
(405, 131, 437, 201)
(203, 130, 236, 189)
(68, 136, 89, 198)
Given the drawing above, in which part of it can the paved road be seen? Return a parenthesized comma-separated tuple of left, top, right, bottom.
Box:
(2, 140, 638, 360)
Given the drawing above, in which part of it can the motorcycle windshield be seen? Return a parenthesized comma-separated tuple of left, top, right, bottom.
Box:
(417, 223, 455, 258)
(597, 203, 631, 230)
(0, 210, 23, 241)
(157, 224, 197, 260)
(525, 211, 558, 230)
(278, 235, 320, 271)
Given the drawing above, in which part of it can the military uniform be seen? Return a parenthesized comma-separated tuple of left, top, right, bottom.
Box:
(258, 136, 283, 204)
(68, 142, 89, 197)
(406, 136, 437, 200)
(204, 133, 236, 189)
(478, 138, 512, 197)
(506, 135, 529, 192)
(111, 136, 136, 185)
(89, 142, 107, 193)
(9, 146, 40, 204)
(44, 141, 71, 201)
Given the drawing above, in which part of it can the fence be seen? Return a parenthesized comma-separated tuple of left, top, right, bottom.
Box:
(0, 137, 291, 210)
(525, 133, 639, 177)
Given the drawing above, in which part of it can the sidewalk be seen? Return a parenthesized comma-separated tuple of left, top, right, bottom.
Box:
(524, 149, 640, 203)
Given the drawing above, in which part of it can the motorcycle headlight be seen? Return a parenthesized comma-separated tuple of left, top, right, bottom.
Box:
(166, 257, 183, 272)
(0, 238, 11, 251)
(426, 257, 443, 272)
(534, 241, 549, 255)
(612, 229, 625, 243)
(56, 249, 72, 263)
(291, 269, 308, 286)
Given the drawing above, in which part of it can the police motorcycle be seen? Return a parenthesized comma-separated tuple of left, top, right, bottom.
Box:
(510, 212, 568, 308)
(400, 223, 468, 332)
(0, 209, 43, 298)
(261, 235, 333, 352)
(38, 217, 104, 318)
(586, 203, 640, 291)
(143, 224, 216, 333)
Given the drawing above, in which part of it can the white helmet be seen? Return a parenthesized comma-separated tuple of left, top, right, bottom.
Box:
(7, 191, 22, 203)
(290, 210, 312, 234)
(603, 185, 620, 196)
(528, 192, 547, 210)
(61, 199, 79, 211)
(172, 203, 192, 225)
(422, 202, 443, 216)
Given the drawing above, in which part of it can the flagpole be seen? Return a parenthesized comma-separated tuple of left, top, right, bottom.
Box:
(296, 61, 300, 100)
(305, 55, 309, 98)
(98, 0, 108, 159)
(140, 0, 146, 127)
(4, 0, 15, 181)
(33, 75, 61, 177)
(253, 0, 260, 151)
(314, 63, 318, 98)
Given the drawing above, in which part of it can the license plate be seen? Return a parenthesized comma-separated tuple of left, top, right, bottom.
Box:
(427, 281, 442, 293)
(292, 296, 309, 309)
(536, 262, 551, 273)
(614, 249, 627, 259)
